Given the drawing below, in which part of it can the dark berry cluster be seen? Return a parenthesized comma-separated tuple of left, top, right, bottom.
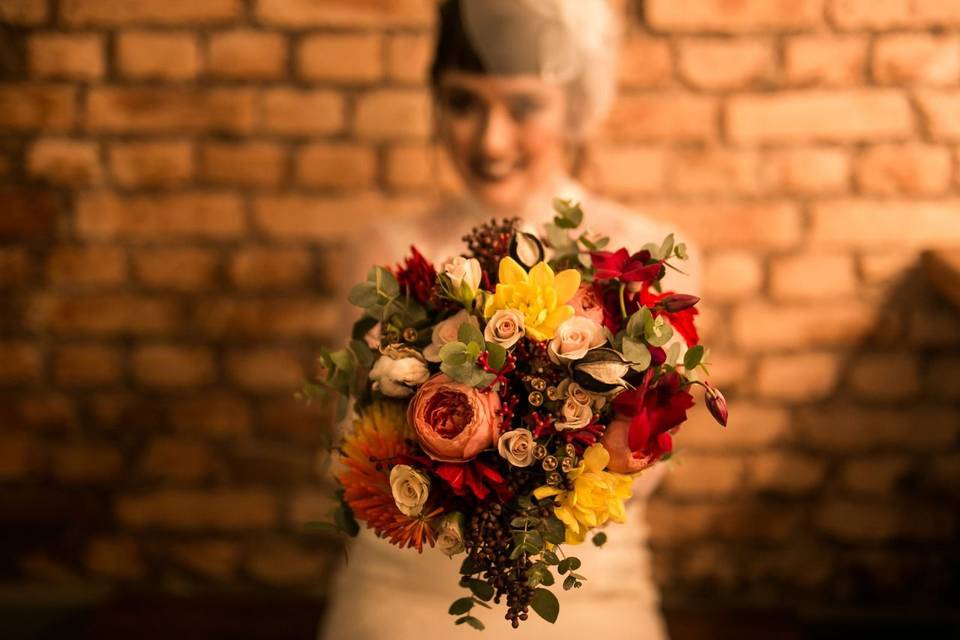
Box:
(462, 217, 520, 287)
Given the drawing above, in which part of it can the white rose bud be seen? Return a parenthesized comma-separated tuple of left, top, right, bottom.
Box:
(436, 513, 466, 557)
(369, 345, 430, 398)
(423, 310, 479, 362)
(484, 309, 525, 349)
(555, 395, 593, 431)
(389, 464, 430, 517)
(497, 428, 537, 467)
(548, 316, 606, 364)
(442, 256, 483, 304)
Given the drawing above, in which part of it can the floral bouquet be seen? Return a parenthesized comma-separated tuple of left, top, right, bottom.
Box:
(305, 200, 728, 630)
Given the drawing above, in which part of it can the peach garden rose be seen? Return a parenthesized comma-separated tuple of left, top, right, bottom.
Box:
(407, 373, 501, 463)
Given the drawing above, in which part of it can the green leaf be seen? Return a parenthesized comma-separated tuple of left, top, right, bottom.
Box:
(541, 515, 566, 545)
(526, 563, 555, 588)
(644, 313, 674, 347)
(666, 342, 682, 368)
(485, 342, 507, 372)
(563, 575, 577, 591)
(552, 198, 583, 229)
(683, 345, 705, 371)
(511, 516, 539, 529)
(658, 234, 675, 261)
(530, 588, 560, 624)
(347, 282, 379, 308)
(626, 308, 651, 340)
(558, 556, 581, 574)
(458, 322, 485, 349)
(467, 578, 494, 602)
(541, 549, 560, 565)
(674, 243, 689, 260)
(439, 341, 469, 366)
(349, 339, 376, 370)
(459, 556, 480, 576)
(622, 338, 651, 372)
(513, 529, 544, 555)
(332, 499, 359, 537)
(370, 266, 400, 299)
(592, 531, 607, 547)
(449, 597, 475, 616)
(455, 616, 485, 630)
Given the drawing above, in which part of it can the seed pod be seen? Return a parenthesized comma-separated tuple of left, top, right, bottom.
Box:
(528, 391, 544, 406)
(534, 444, 548, 460)
(560, 457, 575, 473)
(509, 230, 545, 269)
(542, 455, 558, 471)
(546, 471, 563, 486)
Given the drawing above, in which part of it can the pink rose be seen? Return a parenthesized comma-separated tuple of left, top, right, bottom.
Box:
(407, 374, 500, 462)
(569, 284, 605, 325)
(600, 416, 648, 474)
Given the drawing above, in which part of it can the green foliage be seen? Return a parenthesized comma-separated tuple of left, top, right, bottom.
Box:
(526, 562, 555, 588)
(455, 616, 485, 630)
(592, 532, 608, 547)
(530, 588, 560, 624)
(683, 345, 705, 371)
(622, 337, 652, 372)
(643, 312, 674, 347)
(459, 556, 481, 576)
(541, 515, 566, 545)
(552, 198, 584, 229)
(557, 556, 581, 575)
(464, 578, 494, 601)
(449, 597, 474, 615)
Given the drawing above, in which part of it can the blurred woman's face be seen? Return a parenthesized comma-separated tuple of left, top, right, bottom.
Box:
(435, 71, 569, 213)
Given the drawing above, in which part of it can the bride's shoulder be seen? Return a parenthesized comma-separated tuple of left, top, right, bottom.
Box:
(581, 192, 678, 243)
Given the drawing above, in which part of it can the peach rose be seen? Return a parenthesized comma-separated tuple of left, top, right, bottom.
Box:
(407, 374, 500, 462)
(569, 284, 605, 325)
(600, 416, 649, 474)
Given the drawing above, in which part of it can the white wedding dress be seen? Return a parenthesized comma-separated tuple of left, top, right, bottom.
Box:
(320, 176, 699, 640)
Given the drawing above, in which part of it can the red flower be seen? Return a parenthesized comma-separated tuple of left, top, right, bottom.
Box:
(640, 287, 700, 347)
(435, 459, 509, 501)
(613, 370, 695, 465)
(590, 248, 663, 284)
(394, 246, 438, 306)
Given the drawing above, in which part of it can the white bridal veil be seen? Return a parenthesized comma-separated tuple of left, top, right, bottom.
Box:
(458, 0, 621, 137)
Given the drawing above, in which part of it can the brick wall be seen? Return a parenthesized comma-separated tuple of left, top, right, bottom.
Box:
(2, 0, 958, 619)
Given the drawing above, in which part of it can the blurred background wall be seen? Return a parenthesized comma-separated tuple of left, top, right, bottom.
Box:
(1, 0, 958, 637)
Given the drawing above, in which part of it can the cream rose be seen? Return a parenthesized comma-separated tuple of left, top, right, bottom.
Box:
(423, 310, 480, 362)
(555, 395, 593, 431)
(497, 428, 536, 467)
(557, 379, 606, 410)
(389, 464, 430, 517)
(548, 316, 605, 364)
(442, 256, 482, 302)
(436, 513, 466, 557)
(484, 309, 525, 349)
(369, 345, 430, 398)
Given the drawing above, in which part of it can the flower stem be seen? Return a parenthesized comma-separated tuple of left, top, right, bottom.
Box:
(618, 282, 627, 319)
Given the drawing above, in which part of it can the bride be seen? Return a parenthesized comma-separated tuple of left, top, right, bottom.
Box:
(321, 1, 699, 637)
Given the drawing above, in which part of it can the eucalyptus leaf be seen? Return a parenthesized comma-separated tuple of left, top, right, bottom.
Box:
(644, 314, 674, 347)
(666, 342, 682, 368)
(458, 322, 485, 349)
(541, 549, 560, 565)
(530, 588, 560, 624)
(683, 345, 705, 371)
(455, 616, 485, 630)
(541, 515, 566, 545)
(486, 342, 507, 372)
(439, 341, 470, 366)
(626, 308, 652, 340)
(622, 337, 652, 372)
(658, 234, 675, 261)
(460, 556, 480, 575)
(449, 597, 475, 616)
(467, 578, 494, 601)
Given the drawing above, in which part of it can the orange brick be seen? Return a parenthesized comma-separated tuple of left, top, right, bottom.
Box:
(728, 90, 913, 143)
(702, 251, 762, 302)
(256, 0, 432, 27)
(299, 34, 382, 83)
(908, 308, 960, 347)
(289, 489, 337, 526)
(841, 456, 911, 494)
(168, 539, 240, 580)
(874, 34, 960, 86)
(855, 144, 951, 195)
(648, 201, 801, 249)
(133, 247, 219, 292)
(61, 0, 240, 25)
(0, 0, 49, 25)
(386, 33, 432, 84)
(53, 443, 123, 482)
(76, 192, 245, 240)
(0, 188, 58, 240)
(816, 501, 899, 542)
(770, 253, 857, 301)
(926, 357, 960, 400)
(53, 344, 123, 387)
(755, 353, 841, 402)
(169, 394, 251, 438)
(27, 293, 181, 336)
(0, 84, 74, 131)
(733, 302, 875, 352)
(85, 537, 144, 579)
(604, 93, 717, 142)
(257, 398, 331, 445)
(116, 489, 278, 530)
(229, 247, 311, 290)
(759, 147, 850, 195)
(253, 193, 384, 239)
(0, 342, 42, 384)
(193, 297, 338, 340)
(860, 252, 917, 285)
(678, 38, 774, 90)
(26, 138, 102, 186)
(916, 90, 960, 141)
(260, 89, 343, 135)
(746, 453, 826, 495)
(295, 143, 376, 189)
(666, 148, 760, 195)
(811, 199, 960, 248)
(199, 141, 285, 188)
(647, 0, 824, 32)
(12, 394, 78, 432)
(208, 30, 286, 79)
(133, 345, 216, 388)
(109, 141, 193, 188)
(46, 245, 126, 286)
(0, 435, 37, 478)
(355, 89, 431, 141)
(28, 33, 104, 79)
(117, 31, 199, 80)
(246, 541, 327, 586)
(829, 0, 960, 30)
(784, 35, 866, 87)
(87, 87, 254, 133)
(225, 348, 305, 393)
(848, 353, 920, 401)
(141, 437, 215, 481)
(794, 405, 956, 452)
(618, 37, 672, 88)
(663, 453, 744, 497)
(589, 146, 664, 197)
(0, 247, 33, 288)
(384, 143, 460, 192)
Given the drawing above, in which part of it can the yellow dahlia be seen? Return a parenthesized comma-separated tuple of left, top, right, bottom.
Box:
(483, 257, 581, 342)
(533, 444, 633, 545)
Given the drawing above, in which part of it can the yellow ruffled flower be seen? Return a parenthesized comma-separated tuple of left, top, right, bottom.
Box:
(483, 257, 581, 342)
(533, 444, 633, 545)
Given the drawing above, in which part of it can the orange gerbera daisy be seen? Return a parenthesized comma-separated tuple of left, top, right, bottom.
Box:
(337, 401, 440, 552)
